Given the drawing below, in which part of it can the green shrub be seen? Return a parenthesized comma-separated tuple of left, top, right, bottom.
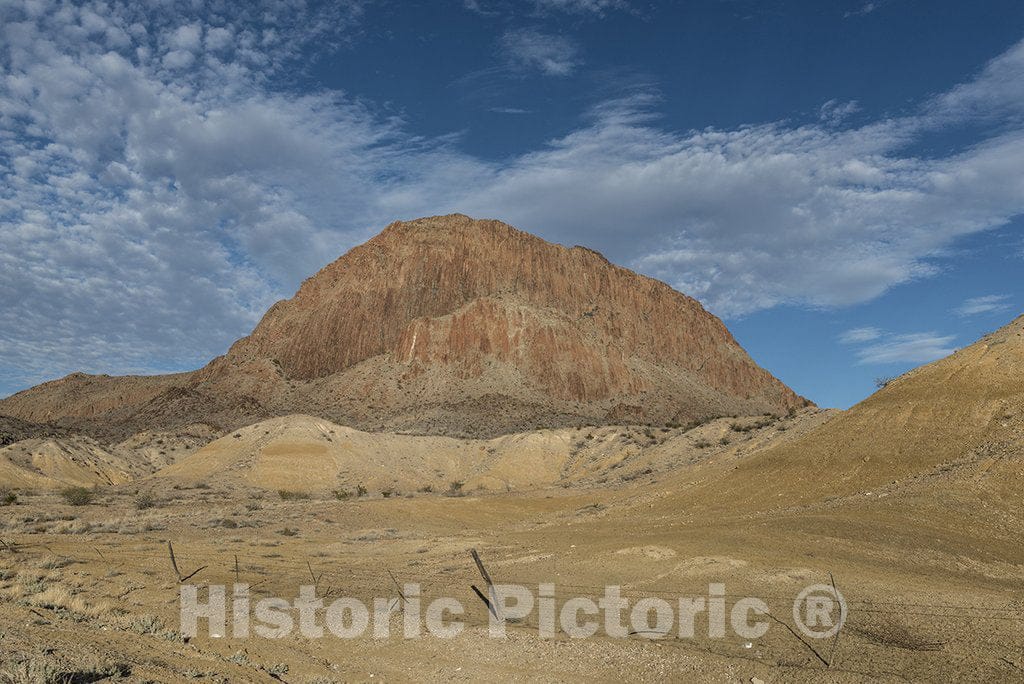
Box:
(0, 490, 16, 506)
(60, 487, 94, 506)
(332, 489, 351, 501)
(278, 490, 310, 501)
(355, 484, 367, 497)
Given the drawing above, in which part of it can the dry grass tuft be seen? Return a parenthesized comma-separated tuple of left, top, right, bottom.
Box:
(0, 654, 131, 683)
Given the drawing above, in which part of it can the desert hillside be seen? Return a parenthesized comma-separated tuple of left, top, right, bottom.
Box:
(681, 313, 1024, 512)
(147, 409, 829, 495)
(1, 320, 1021, 681)
(0, 215, 806, 440)
(0, 425, 217, 490)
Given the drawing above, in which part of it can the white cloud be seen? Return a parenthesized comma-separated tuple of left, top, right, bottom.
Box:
(839, 325, 959, 365)
(844, 2, 883, 18)
(471, 89, 1024, 315)
(168, 23, 202, 52)
(838, 327, 883, 344)
(500, 28, 579, 76)
(531, 0, 628, 14)
(0, 0, 375, 391)
(489, 106, 532, 114)
(855, 333, 957, 365)
(924, 40, 1024, 126)
(819, 99, 860, 125)
(955, 294, 1012, 317)
(205, 26, 233, 52)
(162, 48, 195, 69)
(465, 0, 628, 15)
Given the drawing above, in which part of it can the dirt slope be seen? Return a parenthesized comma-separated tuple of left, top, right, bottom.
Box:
(0, 426, 216, 490)
(648, 313, 1024, 515)
(0, 215, 806, 439)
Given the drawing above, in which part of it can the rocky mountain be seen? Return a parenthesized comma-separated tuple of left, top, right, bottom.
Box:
(0, 214, 807, 439)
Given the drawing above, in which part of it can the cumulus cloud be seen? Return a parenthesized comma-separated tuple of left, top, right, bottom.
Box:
(1, 0, 1024, 395)
(854, 333, 957, 365)
(955, 294, 1012, 317)
(500, 28, 579, 76)
(167, 23, 202, 52)
(0, 0, 384, 391)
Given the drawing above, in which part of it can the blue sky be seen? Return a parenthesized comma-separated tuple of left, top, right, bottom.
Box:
(0, 0, 1022, 409)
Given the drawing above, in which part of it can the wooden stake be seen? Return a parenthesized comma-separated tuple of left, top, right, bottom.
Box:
(386, 568, 407, 613)
(470, 548, 502, 621)
(167, 541, 207, 583)
(827, 571, 844, 668)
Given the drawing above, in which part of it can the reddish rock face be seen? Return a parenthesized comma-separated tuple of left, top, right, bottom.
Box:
(226, 215, 802, 406)
(1, 214, 808, 438)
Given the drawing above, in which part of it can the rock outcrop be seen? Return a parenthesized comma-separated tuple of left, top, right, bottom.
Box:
(0, 215, 807, 438)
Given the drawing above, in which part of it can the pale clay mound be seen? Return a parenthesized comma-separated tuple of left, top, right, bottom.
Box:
(148, 410, 827, 494)
(0, 214, 806, 440)
(0, 426, 216, 490)
(0, 408, 829, 492)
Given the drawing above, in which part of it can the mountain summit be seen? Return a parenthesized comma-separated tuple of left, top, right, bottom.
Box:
(1, 215, 806, 437)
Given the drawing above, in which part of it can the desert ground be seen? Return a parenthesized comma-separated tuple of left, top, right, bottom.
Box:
(1, 399, 1022, 682)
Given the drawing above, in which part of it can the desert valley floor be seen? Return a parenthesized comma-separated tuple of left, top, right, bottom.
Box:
(1, 399, 1022, 682)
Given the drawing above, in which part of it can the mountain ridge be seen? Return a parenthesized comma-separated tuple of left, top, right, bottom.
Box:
(0, 214, 807, 439)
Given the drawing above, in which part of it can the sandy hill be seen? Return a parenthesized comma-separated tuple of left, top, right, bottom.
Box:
(146, 408, 831, 495)
(645, 313, 1024, 516)
(0, 214, 806, 440)
(0, 426, 216, 490)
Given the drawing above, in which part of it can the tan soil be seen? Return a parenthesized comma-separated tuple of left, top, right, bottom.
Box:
(0, 317, 1021, 681)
